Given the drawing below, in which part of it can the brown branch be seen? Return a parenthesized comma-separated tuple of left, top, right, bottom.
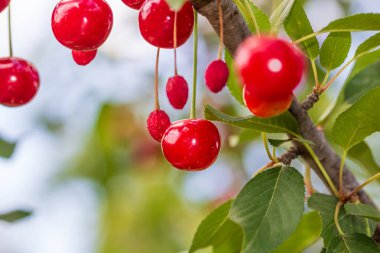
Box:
(192, 0, 380, 242)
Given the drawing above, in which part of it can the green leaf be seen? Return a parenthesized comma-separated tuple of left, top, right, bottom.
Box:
(333, 87, 380, 150)
(345, 203, 380, 222)
(320, 32, 351, 70)
(320, 13, 380, 33)
(268, 138, 292, 147)
(230, 166, 305, 253)
(349, 50, 380, 80)
(225, 50, 244, 105)
(308, 193, 376, 245)
(166, 0, 186, 11)
(355, 33, 380, 56)
(284, 0, 319, 59)
(348, 141, 380, 181)
(204, 105, 300, 135)
(326, 234, 379, 253)
(0, 210, 32, 223)
(189, 201, 243, 253)
(0, 137, 16, 158)
(234, 0, 271, 34)
(270, 0, 295, 32)
(271, 211, 322, 253)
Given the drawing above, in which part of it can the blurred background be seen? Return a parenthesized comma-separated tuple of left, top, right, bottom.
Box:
(0, 0, 379, 252)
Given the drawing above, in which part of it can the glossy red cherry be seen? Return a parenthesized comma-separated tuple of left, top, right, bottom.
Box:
(235, 36, 305, 98)
(147, 109, 171, 142)
(122, 0, 144, 10)
(161, 119, 221, 171)
(205, 60, 229, 93)
(243, 86, 293, 118)
(72, 49, 97, 66)
(166, 75, 188, 109)
(0, 0, 10, 13)
(0, 57, 40, 107)
(52, 0, 113, 51)
(138, 0, 194, 48)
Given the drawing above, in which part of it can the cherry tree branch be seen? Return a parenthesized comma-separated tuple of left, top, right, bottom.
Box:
(191, 0, 380, 241)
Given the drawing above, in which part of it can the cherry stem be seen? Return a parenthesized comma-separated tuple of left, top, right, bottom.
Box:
(154, 48, 161, 110)
(8, 3, 13, 57)
(334, 201, 344, 235)
(305, 165, 314, 195)
(190, 10, 198, 119)
(173, 11, 178, 76)
(217, 0, 224, 60)
(338, 150, 348, 196)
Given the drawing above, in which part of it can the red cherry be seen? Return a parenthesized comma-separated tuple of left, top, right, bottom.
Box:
(138, 0, 194, 48)
(0, 57, 40, 107)
(147, 109, 171, 142)
(166, 75, 188, 109)
(72, 49, 97, 66)
(243, 86, 293, 118)
(122, 0, 144, 10)
(0, 0, 10, 13)
(205, 60, 229, 93)
(161, 119, 221, 171)
(52, 0, 113, 51)
(235, 36, 305, 98)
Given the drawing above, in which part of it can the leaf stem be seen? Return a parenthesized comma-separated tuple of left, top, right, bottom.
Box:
(311, 59, 319, 89)
(190, 10, 198, 119)
(8, 4, 13, 57)
(303, 142, 339, 197)
(272, 147, 279, 163)
(293, 31, 320, 45)
(347, 172, 380, 199)
(321, 57, 356, 93)
(305, 165, 314, 195)
(154, 48, 161, 110)
(243, 0, 261, 36)
(262, 132, 274, 161)
(334, 201, 344, 235)
(339, 150, 348, 196)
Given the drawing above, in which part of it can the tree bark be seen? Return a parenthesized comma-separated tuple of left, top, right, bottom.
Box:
(191, 0, 380, 241)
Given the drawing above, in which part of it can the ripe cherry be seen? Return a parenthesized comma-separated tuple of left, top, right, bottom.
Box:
(121, 0, 144, 10)
(52, 0, 113, 51)
(161, 119, 221, 171)
(0, 57, 40, 107)
(138, 0, 194, 48)
(147, 109, 171, 142)
(0, 0, 10, 13)
(243, 86, 293, 118)
(72, 49, 97, 66)
(235, 36, 305, 98)
(166, 75, 188, 109)
(205, 60, 229, 93)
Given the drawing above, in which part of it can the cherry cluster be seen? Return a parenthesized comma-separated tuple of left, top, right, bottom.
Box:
(0, 1, 40, 107)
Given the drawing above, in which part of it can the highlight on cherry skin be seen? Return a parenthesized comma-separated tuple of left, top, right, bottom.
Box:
(51, 0, 113, 51)
(205, 60, 229, 93)
(0, 57, 40, 107)
(161, 119, 221, 171)
(166, 75, 189, 110)
(138, 0, 194, 49)
(72, 50, 98, 66)
(0, 0, 10, 13)
(235, 35, 305, 98)
(147, 109, 171, 142)
(122, 0, 145, 10)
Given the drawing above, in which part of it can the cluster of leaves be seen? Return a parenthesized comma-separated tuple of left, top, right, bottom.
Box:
(168, 0, 380, 252)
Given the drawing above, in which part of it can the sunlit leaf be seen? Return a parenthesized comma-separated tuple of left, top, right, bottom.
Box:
(166, 0, 186, 11)
(270, 0, 295, 32)
(320, 13, 380, 33)
(355, 32, 380, 56)
(0, 210, 32, 223)
(320, 32, 351, 70)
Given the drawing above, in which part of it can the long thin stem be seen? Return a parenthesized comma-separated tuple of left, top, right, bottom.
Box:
(334, 201, 344, 235)
(321, 57, 356, 93)
(339, 150, 348, 196)
(262, 132, 274, 161)
(154, 48, 161, 110)
(293, 31, 320, 45)
(305, 165, 314, 195)
(243, 0, 261, 36)
(272, 147, 279, 163)
(8, 4, 13, 57)
(217, 0, 224, 60)
(303, 142, 339, 197)
(311, 59, 319, 89)
(173, 11, 178, 76)
(190, 10, 198, 119)
(347, 172, 380, 199)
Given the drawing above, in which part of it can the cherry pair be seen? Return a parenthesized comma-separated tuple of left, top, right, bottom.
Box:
(235, 36, 305, 118)
(51, 0, 113, 66)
